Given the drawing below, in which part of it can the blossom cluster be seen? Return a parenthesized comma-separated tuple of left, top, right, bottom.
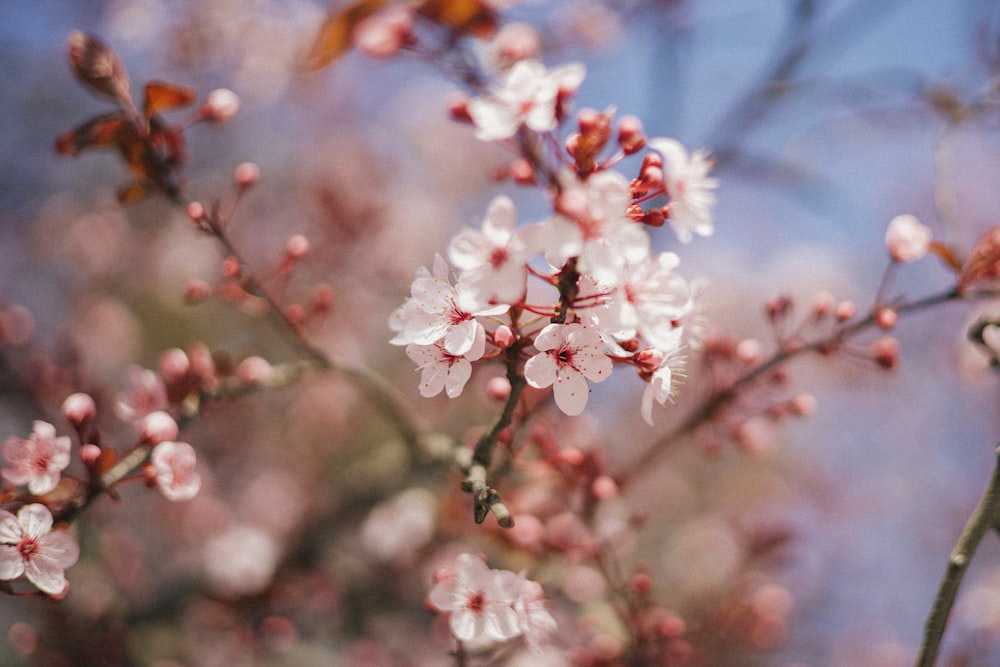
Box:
(427, 552, 556, 653)
(390, 58, 718, 424)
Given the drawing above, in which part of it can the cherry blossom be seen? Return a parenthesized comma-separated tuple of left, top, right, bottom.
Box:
(649, 137, 718, 243)
(448, 195, 529, 309)
(513, 576, 558, 652)
(2, 421, 72, 496)
(0, 504, 79, 596)
(524, 323, 612, 416)
(885, 213, 932, 262)
(641, 349, 686, 426)
(406, 322, 486, 398)
(467, 59, 586, 141)
(580, 251, 691, 351)
(427, 552, 522, 644)
(115, 366, 168, 422)
(525, 170, 649, 283)
(149, 441, 201, 501)
(391, 255, 507, 356)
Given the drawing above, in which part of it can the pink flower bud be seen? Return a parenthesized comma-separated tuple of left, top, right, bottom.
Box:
(875, 308, 898, 329)
(285, 234, 310, 259)
(201, 88, 240, 123)
(79, 443, 102, 466)
(159, 348, 191, 384)
(486, 376, 511, 401)
(629, 572, 653, 596)
(184, 278, 212, 303)
(447, 93, 472, 124)
(591, 475, 618, 500)
(353, 5, 414, 59)
(617, 115, 645, 154)
(234, 162, 260, 189)
(492, 325, 515, 349)
(735, 338, 762, 364)
(236, 356, 273, 384)
(835, 300, 856, 322)
(790, 393, 817, 416)
(186, 201, 206, 223)
(885, 214, 932, 262)
(61, 392, 96, 426)
(141, 411, 179, 444)
(509, 157, 536, 185)
(872, 336, 899, 369)
(634, 347, 663, 373)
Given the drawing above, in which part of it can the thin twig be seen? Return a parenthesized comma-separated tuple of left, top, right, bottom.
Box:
(916, 445, 1000, 666)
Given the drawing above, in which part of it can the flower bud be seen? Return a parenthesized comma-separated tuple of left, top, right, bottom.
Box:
(236, 356, 273, 384)
(617, 115, 645, 154)
(201, 88, 240, 123)
(159, 348, 191, 383)
(140, 410, 179, 444)
(62, 392, 96, 426)
(186, 201, 206, 223)
(872, 336, 899, 369)
(875, 308, 898, 329)
(492, 325, 515, 349)
(234, 162, 260, 189)
(886, 214, 931, 262)
(591, 475, 618, 500)
(285, 234, 310, 259)
(79, 443, 102, 466)
(487, 376, 511, 401)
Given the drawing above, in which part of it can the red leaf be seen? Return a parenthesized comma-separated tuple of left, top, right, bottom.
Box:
(144, 80, 197, 118)
(418, 0, 497, 38)
(67, 30, 132, 104)
(305, 0, 387, 70)
(959, 225, 1000, 291)
(54, 113, 128, 156)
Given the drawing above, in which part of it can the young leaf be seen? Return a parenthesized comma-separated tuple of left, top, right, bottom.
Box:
(959, 225, 1000, 291)
(67, 30, 132, 104)
(305, 0, 387, 70)
(418, 0, 497, 38)
(144, 81, 197, 119)
(54, 113, 127, 156)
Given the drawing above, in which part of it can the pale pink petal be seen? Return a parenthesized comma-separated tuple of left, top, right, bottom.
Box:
(0, 545, 24, 581)
(17, 504, 53, 538)
(552, 371, 590, 416)
(524, 353, 558, 389)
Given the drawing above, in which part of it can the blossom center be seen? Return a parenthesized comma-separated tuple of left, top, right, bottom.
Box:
(488, 247, 509, 269)
(17, 537, 38, 561)
(447, 301, 472, 326)
(466, 590, 486, 615)
(554, 345, 575, 368)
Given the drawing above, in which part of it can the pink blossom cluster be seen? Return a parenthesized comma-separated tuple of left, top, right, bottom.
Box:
(427, 552, 556, 652)
(390, 59, 717, 423)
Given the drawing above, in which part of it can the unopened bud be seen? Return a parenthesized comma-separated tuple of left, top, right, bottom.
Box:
(159, 348, 191, 383)
(629, 572, 653, 596)
(62, 393, 96, 426)
(872, 336, 899, 369)
(835, 300, 856, 322)
(234, 162, 260, 189)
(284, 303, 306, 325)
(875, 308, 898, 330)
(285, 234, 310, 259)
(591, 475, 618, 501)
(447, 93, 473, 124)
(509, 158, 536, 185)
(487, 376, 511, 401)
(184, 278, 212, 303)
(617, 115, 645, 154)
(493, 325, 515, 349)
(634, 347, 663, 373)
(735, 338, 762, 364)
(236, 355, 273, 384)
(886, 214, 931, 263)
(186, 201, 206, 223)
(79, 443, 102, 466)
(790, 393, 817, 416)
(201, 88, 240, 123)
(141, 411, 178, 444)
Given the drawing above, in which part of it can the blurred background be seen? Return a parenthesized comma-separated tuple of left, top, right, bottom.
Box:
(3, 0, 1000, 665)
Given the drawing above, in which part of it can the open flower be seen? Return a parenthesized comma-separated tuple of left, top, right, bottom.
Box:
(448, 195, 530, 309)
(524, 322, 612, 416)
(2, 421, 72, 496)
(649, 137, 718, 243)
(428, 552, 522, 644)
(467, 59, 585, 141)
(0, 504, 79, 596)
(390, 255, 507, 356)
(406, 322, 486, 398)
(150, 441, 201, 501)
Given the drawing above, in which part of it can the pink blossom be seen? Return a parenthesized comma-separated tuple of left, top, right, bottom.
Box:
(448, 195, 530, 309)
(641, 349, 686, 426)
(885, 214, 932, 262)
(514, 576, 558, 652)
(467, 60, 586, 141)
(2, 421, 72, 496)
(580, 251, 691, 351)
(524, 171, 649, 284)
(524, 323, 612, 416)
(115, 367, 168, 422)
(200, 88, 240, 124)
(648, 138, 718, 243)
(406, 322, 486, 398)
(428, 553, 522, 644)
(353, 5, 414, 59)
(0, 504, 79, 596)
(150, 441, 201, 501)
(390, 255, 507, 356)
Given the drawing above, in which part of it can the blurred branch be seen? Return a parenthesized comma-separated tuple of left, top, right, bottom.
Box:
(916, 444, 1000, 667)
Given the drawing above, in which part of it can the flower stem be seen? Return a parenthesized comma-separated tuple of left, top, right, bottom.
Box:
(916, 445, 1000, 666)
